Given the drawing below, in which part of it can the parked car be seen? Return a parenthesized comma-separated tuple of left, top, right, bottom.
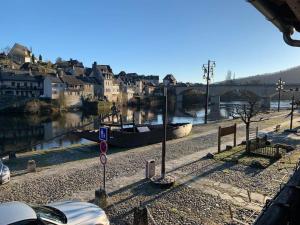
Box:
(0, 160, 10, 184)
(0, 201, 110, 225)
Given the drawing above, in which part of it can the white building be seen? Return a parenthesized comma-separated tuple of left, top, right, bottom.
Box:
(43, 75, 66, 99)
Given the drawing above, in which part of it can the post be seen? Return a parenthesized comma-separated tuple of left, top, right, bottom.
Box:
(290, 93, 295, 130)
(161, 87, 167, 178)
(103, 164, 106, 191)
(133, 206, 149, 225)
(278, 77, 282, 112)
(218, 126, 221, 153)
(233, 123, 237, 147)
(204, 60, 210, 124)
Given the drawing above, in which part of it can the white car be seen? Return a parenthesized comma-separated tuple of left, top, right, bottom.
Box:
(0, 160, 10, 184)
(0, 201, 110, 225)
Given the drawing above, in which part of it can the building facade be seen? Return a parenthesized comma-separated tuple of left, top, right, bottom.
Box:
(0, 72, 43, 97)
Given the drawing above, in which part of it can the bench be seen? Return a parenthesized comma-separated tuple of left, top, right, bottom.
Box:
(274, 125, 281, 132)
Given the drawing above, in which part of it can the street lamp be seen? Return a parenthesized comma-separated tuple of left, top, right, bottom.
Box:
(202, 60, 216, 124)
(276, 78, 285, 112)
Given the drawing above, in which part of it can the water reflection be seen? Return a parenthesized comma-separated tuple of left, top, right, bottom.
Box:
(0, 100, 292, 154)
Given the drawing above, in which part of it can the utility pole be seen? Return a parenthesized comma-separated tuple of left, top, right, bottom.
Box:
(276, 78, 285, 112)
(203, 60, 216, 124)
(161, 86, 167, 178)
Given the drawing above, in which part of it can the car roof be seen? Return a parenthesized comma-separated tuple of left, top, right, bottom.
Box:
(0, 201, 37, 225)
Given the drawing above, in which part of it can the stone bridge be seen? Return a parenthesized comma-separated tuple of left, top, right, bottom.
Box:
(174, 83, 300, 108)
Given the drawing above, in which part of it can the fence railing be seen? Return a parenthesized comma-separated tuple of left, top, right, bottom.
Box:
(251, 146, 281, 158)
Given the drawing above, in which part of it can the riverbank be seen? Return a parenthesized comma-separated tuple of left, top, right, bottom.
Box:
(1, 110, 299, 224)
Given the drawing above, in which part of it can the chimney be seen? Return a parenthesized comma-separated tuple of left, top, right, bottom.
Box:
(93, 61, 97, 69)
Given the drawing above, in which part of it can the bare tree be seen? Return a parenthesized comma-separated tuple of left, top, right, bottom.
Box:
(230, 91, 266, 152)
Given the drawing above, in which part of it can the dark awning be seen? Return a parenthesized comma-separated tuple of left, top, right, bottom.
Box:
(248, 0, 300, 47)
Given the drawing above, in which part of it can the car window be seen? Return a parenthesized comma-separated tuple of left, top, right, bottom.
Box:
(9, 219, 41, 225)
(32, 206, 66, 224)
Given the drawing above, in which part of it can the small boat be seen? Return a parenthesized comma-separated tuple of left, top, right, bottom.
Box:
(74, 123, 192, 148)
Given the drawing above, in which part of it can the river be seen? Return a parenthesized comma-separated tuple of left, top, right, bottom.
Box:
(0, 100, 292, 155)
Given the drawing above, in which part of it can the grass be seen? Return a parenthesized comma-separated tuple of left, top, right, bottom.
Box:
(214, 145, 281, 169)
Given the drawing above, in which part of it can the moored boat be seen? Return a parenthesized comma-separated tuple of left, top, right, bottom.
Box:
(73, 123, 192, 148)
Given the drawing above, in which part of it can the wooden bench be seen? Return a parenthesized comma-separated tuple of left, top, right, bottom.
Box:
(274, 125, 281, 132)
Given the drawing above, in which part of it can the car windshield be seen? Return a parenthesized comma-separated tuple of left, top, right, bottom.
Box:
(32, 206, 67, 224)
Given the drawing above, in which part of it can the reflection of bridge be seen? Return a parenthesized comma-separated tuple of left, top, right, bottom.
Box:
(175, 83, 300, 108)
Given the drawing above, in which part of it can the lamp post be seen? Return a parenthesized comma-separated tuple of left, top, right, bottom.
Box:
(202, 60, 216, 124)
(276, 78, 285, 112)
(284, 88, 298, 130)
(290, 92, 295, 130)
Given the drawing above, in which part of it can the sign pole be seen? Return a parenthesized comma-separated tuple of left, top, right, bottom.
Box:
(103, 164, 106, 191)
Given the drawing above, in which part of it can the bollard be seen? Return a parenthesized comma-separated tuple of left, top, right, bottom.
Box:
(27, 160, 36, 172)
(225, 145, 232, 151)
(146, 160, 155, 179)
(95, 189, 108, 208)
(9, 152, 16, 160)
(133, 206, 148, 225)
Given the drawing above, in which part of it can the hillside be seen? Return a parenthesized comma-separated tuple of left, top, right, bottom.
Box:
(221, 66, 300, 85)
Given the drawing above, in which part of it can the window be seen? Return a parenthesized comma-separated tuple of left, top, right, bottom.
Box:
(12, 82, 15, 86)
(9, 219, 41, 225)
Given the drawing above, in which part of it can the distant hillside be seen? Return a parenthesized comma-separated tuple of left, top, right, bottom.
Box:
(220, 66, 300, 85)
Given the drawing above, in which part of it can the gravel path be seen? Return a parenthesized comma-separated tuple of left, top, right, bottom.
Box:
(0, 111, 299, 224)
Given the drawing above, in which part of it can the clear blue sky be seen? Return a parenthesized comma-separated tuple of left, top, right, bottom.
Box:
(1, 0, 300, 82)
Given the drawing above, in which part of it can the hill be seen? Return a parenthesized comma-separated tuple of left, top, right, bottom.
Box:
(220, 66, 300, 85)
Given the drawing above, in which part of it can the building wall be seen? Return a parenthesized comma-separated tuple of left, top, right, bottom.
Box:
(43, 77, 66, 99)
(0, 79, 43, 97)
(82, 84, 94, 99)
(64, 91, 82, 107)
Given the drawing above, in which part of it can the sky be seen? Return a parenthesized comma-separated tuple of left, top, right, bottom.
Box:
(1, 0, 300, 83)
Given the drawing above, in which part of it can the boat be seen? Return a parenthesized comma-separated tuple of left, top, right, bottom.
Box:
(73, 123, 192, 148)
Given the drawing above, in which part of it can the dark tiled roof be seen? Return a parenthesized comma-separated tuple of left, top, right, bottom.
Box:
(0, 72, 42, 82)
(76, 76, 101, 85)
(163, 74, 176, 82)
(46, 75, 62, 83)
(60, 75, 84, 85)
(97, 65, 113, 73)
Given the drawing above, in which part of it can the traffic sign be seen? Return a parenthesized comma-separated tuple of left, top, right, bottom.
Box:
(100, 141, 108, 154)
(99, 127, 109, 141)
(100, 153, 107, 165)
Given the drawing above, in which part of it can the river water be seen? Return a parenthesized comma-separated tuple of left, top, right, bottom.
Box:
(0, 100, 292, 155)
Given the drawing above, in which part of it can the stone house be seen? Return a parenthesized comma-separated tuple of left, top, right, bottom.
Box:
(144, 83, 156, 96)
(0, 71, 43, 97)
(163, 74, 177, 86)
(55, 58, 85, 76)
(59, 73, 85, 107)
(8, 43, 32, 65)
(89, 62, 120, 102)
